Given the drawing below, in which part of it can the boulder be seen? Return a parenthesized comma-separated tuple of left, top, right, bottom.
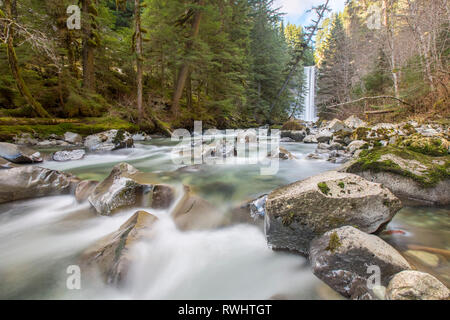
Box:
(132, 132, 152, 142)
(0, 158, 17, 169)
(0, 166, 80, 204)
(64, 132, 83, 145)
(84, 130, 134, 152)
(13, 133, 38, 145)
(347, 140, 366, 154)
(316, 130, 333, 143)
(280, 130, 306, 142)
(303, 135, 318, 144)
(172, 186, 223, 231)
(386, 271, 449, 300)
(52, 149, 86, 162)
(81, 211, 158, 285)
(310, 226, 411, 299)
(264, 171, 402, 255)
(344, 115, 367, 129)
(326, 119, 352, 133)
(0, 142, 42, 164)
(268, 147, 297, 160)
(344, 147, 450, 206)
(88, 163, 175, 215)
(250, 194, 268, 219)
(75, 180, 99, 202)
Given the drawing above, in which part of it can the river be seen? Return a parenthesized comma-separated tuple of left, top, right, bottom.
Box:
(0, 139, 448, 299)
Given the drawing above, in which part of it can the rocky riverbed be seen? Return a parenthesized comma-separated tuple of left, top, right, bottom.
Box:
(0, 117, 448, 300)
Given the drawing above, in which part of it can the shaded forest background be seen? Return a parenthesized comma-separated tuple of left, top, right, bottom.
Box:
(0, 0, 448, 139)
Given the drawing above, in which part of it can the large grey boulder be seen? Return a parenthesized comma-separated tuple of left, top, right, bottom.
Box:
(265, 171, 402, 255)
(347, 140, 366, 154)
(81, 211, 158, 285)
(303, 135, 318, 144)
(75, 180, 99, 202)
(316, 130, 333, 143)
(84, 130, 134, 152)
(88, 163, 175, 215)
(0, 142, 42, 164)
(64, 132, 83, 145)
(13, 133, 38, 145)
(0, 166, 80, 204)
(310, 226, 411, 299)
(386, 271, 450, 300)
(52, 149, 86, 162)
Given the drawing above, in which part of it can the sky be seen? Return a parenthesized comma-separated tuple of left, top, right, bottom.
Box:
(274, 0, 347, 26)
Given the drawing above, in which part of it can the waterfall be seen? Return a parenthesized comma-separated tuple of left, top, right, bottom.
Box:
(302, 66, 316, 122)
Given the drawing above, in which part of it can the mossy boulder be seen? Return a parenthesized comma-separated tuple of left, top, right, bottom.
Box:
(281, 121, 305, 131)
(396, 134, 449, 157)
(343, 146, 450, 205)
(264, 171, 402, 255)
(310, 226, 411, 300)
(81, 211, 158, 285)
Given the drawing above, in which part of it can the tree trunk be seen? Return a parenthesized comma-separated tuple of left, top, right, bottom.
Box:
(82, 0, 96, 91)
(4, 0, 51, 118)
(383, 0, 400, 100)
(134, 0, 143, 122)
(171, 1, 204, 115)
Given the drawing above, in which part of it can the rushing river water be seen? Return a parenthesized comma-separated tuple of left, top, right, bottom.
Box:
(0, 139, 448, 299)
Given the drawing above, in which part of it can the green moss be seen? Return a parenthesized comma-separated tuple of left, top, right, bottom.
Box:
(326, 232, 342, 253)
(282, 121, 305, 131)
(318, 182, 331, 195)
(396, 135, 448, 157)
(338, 182, 345, 189)
(348, 146, 450, 188)
(353, 127, 370, 141)
(113, 129, 125, 145)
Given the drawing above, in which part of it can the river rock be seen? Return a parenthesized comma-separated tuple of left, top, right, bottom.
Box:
(326, 119, 352, 133)
(268, 147, 297, 160)
(84, 130, 134, 152)
(264, 171, 402, 255)
(172, 186, 223, 231)
(280, 130, 306, 142)
(303, 135, 318, 144)
(344, 115, 367, 129)
(13, 133, 38, 145)
(310, 226, 411, 299)
(64, 132, 83, 144)
(75, 180, 99, 202)
(0, 166, 80, 204)
(386, 271, 449, 300)
(132, 132, 152, 142)
(81, 211, 158, 285)
(52, 149, 86, 162)
(344, 151, 450, 206)
(347, 140, 366, 154)
(0, 142, 43, 164)
(0, 158, 16, 169)
(316, 130, 333, 143)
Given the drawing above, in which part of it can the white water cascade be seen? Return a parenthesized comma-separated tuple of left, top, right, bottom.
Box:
(302, 66, 317, 122)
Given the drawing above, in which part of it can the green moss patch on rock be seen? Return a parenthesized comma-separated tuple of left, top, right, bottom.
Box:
(318, 182, 331, 195)
(326, 232, 342, 253)
(348, 146, 450, 188)
(396, 134, 449, 157)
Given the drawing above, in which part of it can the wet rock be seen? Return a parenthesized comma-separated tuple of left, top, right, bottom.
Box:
(81, 211, 158, 285)
(0, 142, 43, 164)
(250, 194, 267, 219)
(0, 158, 17, 169)
(75, 180, 99, 202)
(344, 115, 367, 129)
(132, 132, 152, 142)
(172, 186, 223, 231)
(303, 135, 318, 144)
(84, 130, 134, 152)
(280, 137, 295, 143)
(52, 149, 86, 162)
(306, 153, 324, 160)
(64, 132, 83, 145)
(88, 163, 175, 215)
(310, 226, 411, 299)
(265, 171, 402, 255)
(269, 147, 297, 160)
(386, 271, 449, 300)
(0, 166, 80, 204)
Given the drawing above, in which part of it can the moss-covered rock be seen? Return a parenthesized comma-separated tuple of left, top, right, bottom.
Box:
(281, 121, 305, 131)
(396, 134, 449, 157)
(343, 146, 450, 205)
